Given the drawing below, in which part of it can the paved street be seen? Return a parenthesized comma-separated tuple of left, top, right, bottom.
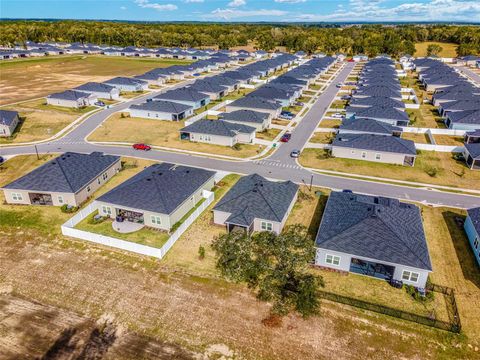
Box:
(458, 66, 480, 85)
(1, 61, 479, 209)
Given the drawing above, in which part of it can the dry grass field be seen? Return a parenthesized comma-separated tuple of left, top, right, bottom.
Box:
(0, 55, 191, 105)
(401, 132, 431, 144)
(89, 113, 264, 158)
(299, 149, 480, 190)
(0, 156, 479, 359)
(309, 132, 334, 144)
(415, 42, 458, 58)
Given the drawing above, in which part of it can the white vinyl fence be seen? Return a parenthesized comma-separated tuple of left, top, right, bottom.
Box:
(61, 190, 214, 259)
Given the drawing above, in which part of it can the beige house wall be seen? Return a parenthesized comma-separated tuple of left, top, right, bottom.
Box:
(332, 146, 413, 166)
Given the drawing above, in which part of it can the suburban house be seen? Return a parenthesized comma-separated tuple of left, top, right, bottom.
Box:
(74, 82, 120, 100)
(213, 174, 299, 235)
(463, 143, 480, 170)
(465, 130, 480, 144)
(104, 77, 148, 92)
(47, 90, 97, 108)
(314, 191, 432, 288)
(0, 109, 20, 137)
(96, 163, 215, 231)
(346, 105, 410, 127)
(218, 110, 271, 131)
(134, 71, 167, 86)
(2, 152, 121, 206)
(464, 207, 480, 266)
(180, 119, 256, 146)
(129, 100, 193, 121)
(154, 88, 210, 110)
(226, 97, 282, 119)
(338, 118, 402, 137)
(331, 133, 417, 166)
(187, 81, 228, 100)
(444, 109, 480, 131)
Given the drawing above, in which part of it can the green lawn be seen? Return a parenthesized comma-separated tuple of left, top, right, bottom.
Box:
(299, 148, 480, 190)
(75, 211, 170, 249)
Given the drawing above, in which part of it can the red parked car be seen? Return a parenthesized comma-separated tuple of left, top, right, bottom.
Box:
(133, 143, 151, 151)
(280, 133, 291, 143)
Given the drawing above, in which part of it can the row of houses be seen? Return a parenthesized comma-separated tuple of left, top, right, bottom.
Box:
(8, 150, 478, 289)
(414, 58, 480, 170)
(331, 58, 417, 167)
(179, 56, 337, 146)
(1, 41, 268, 61)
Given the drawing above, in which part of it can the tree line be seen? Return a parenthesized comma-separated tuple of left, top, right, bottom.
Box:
(0, 20, 479, 57)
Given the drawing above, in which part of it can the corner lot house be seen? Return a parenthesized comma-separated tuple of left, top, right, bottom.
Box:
(2, 152, 121, 206)
(0, 109, 20, 137)
(213, 174, 298, 235)
(180, 119, 255, 146)
(331, 133, 417, 166)
(218, 110, 271, 131)
(315, 191, 432, 288)
(129, 100, 193, 121)
(47, 90, 97, 108)
(464, 207, 480, 266)
(96, 163, 215, 231)
(74, 82, 120, 100)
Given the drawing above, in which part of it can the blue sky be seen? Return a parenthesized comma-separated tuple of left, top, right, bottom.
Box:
(1, 0, 480, 22)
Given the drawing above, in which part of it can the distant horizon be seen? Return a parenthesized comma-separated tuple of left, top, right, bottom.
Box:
(2, 0, 480, 23)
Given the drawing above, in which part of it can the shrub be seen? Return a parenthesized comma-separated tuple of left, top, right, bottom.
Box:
(424, 166, 438, 177)
(198, 245, 206, 260)
(120, 112, 125, 118)
(232, 143, 242, 151)
(405, 284, 434, 303)
(60, 204, 78, 213)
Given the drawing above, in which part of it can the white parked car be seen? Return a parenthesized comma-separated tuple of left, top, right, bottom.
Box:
(331, 113, 344, 119)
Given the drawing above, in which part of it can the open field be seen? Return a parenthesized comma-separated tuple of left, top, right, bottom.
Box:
(415, 42, 458, 58)
(0, 156, 479, 359)
(88, 113, 264, 158)
(299, 148, 480, 190)
(0, 55, 191, 105)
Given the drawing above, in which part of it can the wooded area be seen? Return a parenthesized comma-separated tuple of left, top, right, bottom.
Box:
(0, 21, 479, 56)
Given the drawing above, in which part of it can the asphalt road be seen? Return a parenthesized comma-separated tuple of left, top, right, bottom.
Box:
(1, 62, 480, 209)
(458, 66, 480, 85)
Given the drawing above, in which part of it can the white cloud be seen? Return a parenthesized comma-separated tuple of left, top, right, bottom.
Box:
(209, 8, 287, 20)
(120, 6, 127, 10)
(292, 0, 480, 22)
(228, 0, 246, 7)
(274, 0, 306, 3)
(134, 0, 177, 11)
(185, 0, 204, 2)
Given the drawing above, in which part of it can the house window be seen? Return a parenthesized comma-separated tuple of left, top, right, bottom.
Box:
(351, 150, 355, 154)
(402, 270, 419, 283)
(58, 195, 64, 204)
(375, 153, 381, 160)
(199, 135, 203, 141)
(102, 172, 108, 180)
(12, 193, 23, 201)
(474, 237, 479, 250)
(325, 254, 340, 266)
(261, 221, 273, 231)
(102, 206, 112, 215)
(151, 215, 161, 225)
(87, 185, 91, 192)
(361, 152, 367, 158)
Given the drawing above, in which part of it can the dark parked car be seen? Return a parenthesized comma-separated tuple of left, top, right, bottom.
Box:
(146, 98, 153, 102)
(0, 156, 4, 164)
(94, 101, 106, 107)
(132, 143, 151, 151)
(280, 133, 291, 142)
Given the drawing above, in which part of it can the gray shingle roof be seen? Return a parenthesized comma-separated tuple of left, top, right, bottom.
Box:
(74, 82, 115, 93)
(155, 88, 209, 102)
(180, 119, 255, 137)
(213, 174, 298, 226)
(447, 110, 480, 125)
(96, 163, 215, 215)
(2, 152, 120, 193)
(333, 133, 416, 155)
(47, 90, 92, 101)
(465, 143, 480, 159)
(348, 105, 410, 122)
(130, 100, 192, 114)
(104, 77, 147, 86)
(349, 96, 405, 109)
(339, 118, 402, 135)
(467, 207, 480, 235)
(315, 191, 432, 271)
(219, 110, 270, 124)
(0, 110, 18, 126)
(229, 96, 282, 111)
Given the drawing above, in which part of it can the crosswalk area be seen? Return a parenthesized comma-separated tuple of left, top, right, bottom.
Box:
(51, 140, 85, 145)
(253, 160, 302, 170)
